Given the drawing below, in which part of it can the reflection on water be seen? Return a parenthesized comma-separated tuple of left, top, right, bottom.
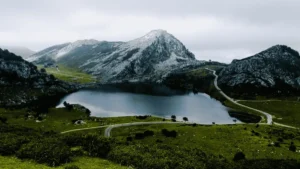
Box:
(57, 86, 239, 124)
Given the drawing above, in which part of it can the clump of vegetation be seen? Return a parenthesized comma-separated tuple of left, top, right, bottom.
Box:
(62, 134, 112, 158)
(233, 152, 246, 161)
(183, 117, 188, 122)
(161, 129, 177, 138)
(63, 101, 74, 111)
(0, 116, 7, 123)
(289, 142, 297, 152)
(16, 138, 71, 166)
(136, 115, 151, 120)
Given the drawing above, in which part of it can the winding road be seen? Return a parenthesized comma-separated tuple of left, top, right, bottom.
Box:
(104, 121, 192, 137)
(205, 68, 273, 125)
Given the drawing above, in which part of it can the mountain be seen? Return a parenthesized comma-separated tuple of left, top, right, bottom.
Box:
(27, 30, 198, 83)
(218, 45, 300, 98)
(0, 48, 76, 107)
(0, 46, 35, 59)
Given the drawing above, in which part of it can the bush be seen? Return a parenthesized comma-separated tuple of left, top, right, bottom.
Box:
(63, 101, 74, 111)
(0, 117, 7, 123)
(183, 117, 188, 122)
(289, 143, 296, 152)
(144, 130, 154, 137)
(62, 134, 112, 158)
(274, 142, 281, 147)
(126, 136, 133, 142)
(161, 129, 177, 138)
(17, 137, 71, 166)
(0, 134, 29, 155)
(40, 68, 46, 73)
(136, 115, 150, 120)
(233, 152, 246, 161)
(135, 133, 145, 139)
(277, 138, 284, 143)
(171, 115, 176, 120)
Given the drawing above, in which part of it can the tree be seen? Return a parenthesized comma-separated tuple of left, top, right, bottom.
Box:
(233, 119, 237, 124)
(183, 117, 188, 122)
(171, 115, 176, 120)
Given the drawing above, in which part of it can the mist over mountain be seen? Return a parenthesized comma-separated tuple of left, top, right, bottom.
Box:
(0, 46, 35, 59)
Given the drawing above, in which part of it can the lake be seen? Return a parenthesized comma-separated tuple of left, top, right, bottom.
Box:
(57, 85, 239, 124)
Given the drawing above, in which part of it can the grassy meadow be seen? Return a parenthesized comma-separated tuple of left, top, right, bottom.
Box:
(240, 101, 300, 128)
(37, 64, 95, 84)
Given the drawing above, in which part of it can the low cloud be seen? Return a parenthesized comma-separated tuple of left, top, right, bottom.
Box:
(0, 0, 299, 63)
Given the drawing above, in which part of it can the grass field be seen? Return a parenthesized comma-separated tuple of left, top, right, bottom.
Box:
(240, 101, 300, 128)
(0, 156, 128, 169)
(37, 64, 95, 84)
(0, 108, 166, 132)
(112, 123, 300, 160)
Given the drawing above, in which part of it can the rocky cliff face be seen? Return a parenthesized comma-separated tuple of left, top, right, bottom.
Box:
(218, 45, 300, 97)
(0, 48, 76, 107)
(27, 30, 198, 83)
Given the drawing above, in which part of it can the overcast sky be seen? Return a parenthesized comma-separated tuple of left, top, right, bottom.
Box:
(0, 0, 299, 63)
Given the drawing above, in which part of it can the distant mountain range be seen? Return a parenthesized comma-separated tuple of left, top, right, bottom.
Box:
(27, 30, 201, 83)
(218, 45, 300, 97)
(24, 30, 300, 97)
(0, 46, 35, 59)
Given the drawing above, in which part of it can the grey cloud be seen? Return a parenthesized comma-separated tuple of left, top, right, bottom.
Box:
(0, 0, 299, 63)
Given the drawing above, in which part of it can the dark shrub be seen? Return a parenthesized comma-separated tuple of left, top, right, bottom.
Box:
(144, 130, 154, 137)
(63, 134, 112, 158)
(192, 123, 197, 127)
(17, 138, 71, 166)
(136, 115, 150, 120)
(277, 138, 284, 143)
(161, 129, 177, 138)
(183, 117, 188, 122)
(40, 68, 46, 73)
(156, 139, 163, 143)
(126, 136, 133, 142)
(63, 101, 74, 111)
(0, 134, 29, 155)
(135, 133, 145, 140)
(289, 144, 296, 152)
(85, 109, 91, 116)
(171, 115, 176, 120)
(274, 141, 281, 147)
(65, 165, 80, 169)
(233, 152, 246, 161)
(162, 118, 166, 121)
(0, 117, 7, 124)
(171, 119, 176, 122)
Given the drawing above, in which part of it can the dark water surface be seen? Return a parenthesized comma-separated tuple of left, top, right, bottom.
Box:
(57, 85, 239, 124)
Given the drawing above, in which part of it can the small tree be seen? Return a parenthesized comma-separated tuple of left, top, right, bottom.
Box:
(171, 115, 176, 120)
(183, 117, 188, 122)
(233, 119, 237, 124)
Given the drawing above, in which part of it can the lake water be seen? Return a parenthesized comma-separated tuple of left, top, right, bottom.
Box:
(57, 86, 239, 124)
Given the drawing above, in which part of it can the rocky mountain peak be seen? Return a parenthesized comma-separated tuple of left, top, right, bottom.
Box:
(218, 45, 300, 97)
